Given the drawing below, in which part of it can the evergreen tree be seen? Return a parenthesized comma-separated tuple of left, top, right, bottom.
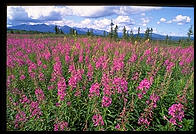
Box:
(114, 25, 118, 39)
(103, 31, 106, 37)
(109, 19, 114, 38)
(144, 27, 150, 40)
(126, 31, 129, 38)
(87, 29, 91, 36)
(60, 29, 64, 34)
(70, 28, 74, 35)
(187, 25, 193, 43)
(130, 29, 134, 41)
(137, 27, 140, 40)
(150, 28, 153, 40)
(123, 26, 127, 39)
(55, 25, 59, 34)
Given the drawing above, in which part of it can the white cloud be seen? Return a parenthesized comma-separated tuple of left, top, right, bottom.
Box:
(141, 13, 146, 16)
(141, 18, 150, 23)
(114, 16, 133, 24)
(177, 22, 183, 25)
(173, 15, 191, 23)
(157, 21, 160, 24)
(142, 24, 147, 26)
(160, 18, 166, 22)
(166, 20, 172, 24)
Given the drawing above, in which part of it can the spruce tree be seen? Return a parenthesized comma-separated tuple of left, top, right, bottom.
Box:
(123, 26, 127, 40)
(114, 25, 118, 39)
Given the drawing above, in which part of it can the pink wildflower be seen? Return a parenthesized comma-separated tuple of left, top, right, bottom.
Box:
(92, 114, 104, 126)
(102, 96, 112, 107)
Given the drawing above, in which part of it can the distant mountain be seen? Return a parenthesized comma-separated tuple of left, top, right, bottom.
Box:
(73, 27, 109, 36)
(8, 24, 194, 41)
(9, 24, 56, 33)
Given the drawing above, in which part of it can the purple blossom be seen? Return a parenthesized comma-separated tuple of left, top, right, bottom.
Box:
(30, 101, 42, 119)
(137, 78, 151, 90)
(89, 83, 100, 98)
(57, 77, 67, 101)
(35, 88, 45, 102)
(137, 78, 151, 99)
(138, 117, 150, 127)
(14, 111, 27, 128)
(115, 123, 120, 129)
(87, 63, 94, 81)
(92, 114, 104, 126)
(20, 74, 25, 80)
(102, 96, 112, 107)
(113, 77, 128, 94)
(129, 54, 137, 63)
(168, 103, 184, 125)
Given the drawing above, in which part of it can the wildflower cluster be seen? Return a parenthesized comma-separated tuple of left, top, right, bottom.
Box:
(137, 78, 151, 99)
(92, 114, 104, 126)
(168, 103, 184, 126)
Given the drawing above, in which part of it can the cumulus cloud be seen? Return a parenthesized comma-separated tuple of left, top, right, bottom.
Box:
(160, 18, 166, 22)
(158, 15, 191, 25)
(172, 15, 191, 23)
(7, 5, 163, 33)
(166, 20, 172, 24)
(141, 18, 150, 24)
(142, 24, 147, 26)
(7, 6, 64, 26)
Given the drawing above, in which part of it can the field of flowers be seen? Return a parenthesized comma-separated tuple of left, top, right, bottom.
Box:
(6, 34, 194, 131)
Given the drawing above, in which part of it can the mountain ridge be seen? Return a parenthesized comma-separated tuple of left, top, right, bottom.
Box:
(7, 24, 194, 41)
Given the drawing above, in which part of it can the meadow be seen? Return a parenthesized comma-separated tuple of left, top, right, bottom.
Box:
(6, 33, 194, 131)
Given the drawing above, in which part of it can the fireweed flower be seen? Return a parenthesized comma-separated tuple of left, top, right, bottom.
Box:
(144, 49, 151, 56)
(39, 72, 45, 81)
(168, 103, 184, 125)
(65, 53, 70, 64)
(89, 83, 100, 98)
(149, 93, 160, 108)
(102, 96, 112, 107)
(129, 54, 137, 63)
(92, 114, 104, 126)
(166, 62, 175, 72)
(68, 69, 84, 89)
(35, 88, 45, 102)
(137, 78, 151, 99)
(53, 57, 62, 76)
(87, 63, 94, 81)
(112, 57, 124, 71)
(14, 111, 27, 128)
(115, 123, 120, 129)
(96, 56, 103, 69)
(48, 85, 54, 90)
(112, 77, 128, 94)
(79, 49, 83, 63)
(20, 74, 25, 80)
(20, 94, 30, 105)
(154, 47, 158, 54)
(43, 64, 47, 69)
(60, 121, 68, 131)
(138, 117, 150, 127)
(102, 73, 112, 96)
(131, 72, 139, 81)
(29, 101, 42, 119)
(57, 77, 67, 101)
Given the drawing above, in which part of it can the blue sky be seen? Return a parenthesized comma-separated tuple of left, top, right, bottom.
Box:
(7, 6, 194, 37)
